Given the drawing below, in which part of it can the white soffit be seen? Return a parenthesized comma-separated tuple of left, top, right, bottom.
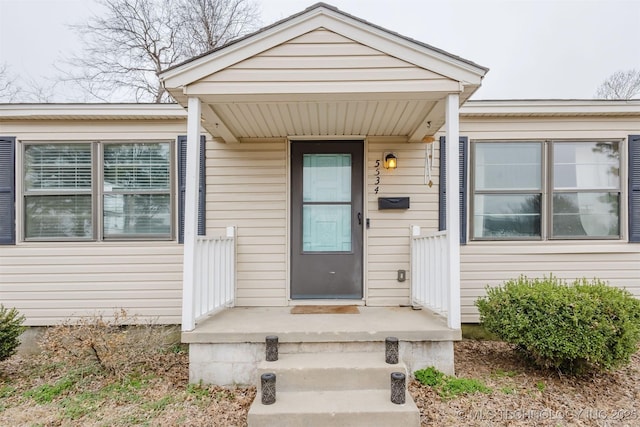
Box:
(208, 99, 438, 139)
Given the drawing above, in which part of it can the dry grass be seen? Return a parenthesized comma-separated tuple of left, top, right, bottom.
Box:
(1, 330, 638, 426)
(0, 315, 256, 427)
(0, 343, 255, 427)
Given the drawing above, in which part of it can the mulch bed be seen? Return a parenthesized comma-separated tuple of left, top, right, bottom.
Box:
(410, 340, 640, 426)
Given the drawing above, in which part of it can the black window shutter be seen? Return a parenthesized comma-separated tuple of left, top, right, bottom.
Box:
(459, 137, 468, 244)
(178, 135, 206, 244)
(438, 136, 447, 232)
(629, 135, 640, 243)
(0, 137, 16, 245)
(438, 136, 468, 244)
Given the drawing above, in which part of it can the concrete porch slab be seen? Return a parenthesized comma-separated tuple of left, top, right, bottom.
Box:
(182, 306, 461, 344)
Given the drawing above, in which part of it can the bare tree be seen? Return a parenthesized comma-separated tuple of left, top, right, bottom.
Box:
(21, 76, 60, 103)
(595, 69, 640, 100)
(179, 0, 260, 58)
(0, 63, 21, 102)
(0, 62, 63, 103)
(64, 0, 260, 103)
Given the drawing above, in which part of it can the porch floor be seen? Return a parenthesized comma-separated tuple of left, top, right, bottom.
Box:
(182, 306, 461, 344)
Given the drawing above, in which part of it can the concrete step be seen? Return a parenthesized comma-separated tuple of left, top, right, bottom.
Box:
(247, 389, 420, 427)
(257, 351, 407, 392)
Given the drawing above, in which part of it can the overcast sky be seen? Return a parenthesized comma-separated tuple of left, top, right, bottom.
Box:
(1, 0, 639, 101)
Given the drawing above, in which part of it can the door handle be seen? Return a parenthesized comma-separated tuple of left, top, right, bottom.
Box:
(357, 212, 362, 225)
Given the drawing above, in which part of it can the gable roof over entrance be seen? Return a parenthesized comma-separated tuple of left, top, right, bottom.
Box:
(160, 2, 488, 143)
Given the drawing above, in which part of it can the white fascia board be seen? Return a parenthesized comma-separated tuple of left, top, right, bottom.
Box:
(462, 100, 640, 116)
(0, 103, 186, 119)
(196, 91, 454, 103)
(314, 14, 486, 84)
(161, 6, 487, 89)
(184, 80, 463, 96)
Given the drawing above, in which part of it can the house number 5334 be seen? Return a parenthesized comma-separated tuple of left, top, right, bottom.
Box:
(374, 160, 381, 194)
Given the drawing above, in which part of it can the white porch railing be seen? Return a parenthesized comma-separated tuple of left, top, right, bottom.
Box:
(183, 227, 236, 331)
(410, 226, 460, 329)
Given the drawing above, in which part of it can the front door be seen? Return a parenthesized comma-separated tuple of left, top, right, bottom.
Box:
(291, 141, 363, 299)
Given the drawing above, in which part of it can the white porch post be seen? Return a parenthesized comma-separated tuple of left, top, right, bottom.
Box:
(445, 93, 461, 329)
(181, 97, 202, 332)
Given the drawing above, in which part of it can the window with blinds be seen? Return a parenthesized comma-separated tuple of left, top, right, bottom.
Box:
(23, 141, 173, 241)
(24, 143, 93, 239)
(103, 143, 171, 237)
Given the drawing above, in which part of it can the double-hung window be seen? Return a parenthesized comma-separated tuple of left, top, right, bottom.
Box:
(24, 143, 93, 239)
(552, 141, 620, 238)
(23, 141, 172, 241)
(471, 140, 621, 240)
(103, 143, 171, 238)
(472, 142, 542, 239)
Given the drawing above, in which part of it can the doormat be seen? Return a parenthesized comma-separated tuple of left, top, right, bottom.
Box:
(291, 305, 360, 314)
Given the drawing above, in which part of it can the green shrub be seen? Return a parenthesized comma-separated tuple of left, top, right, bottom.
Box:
(0, 305, 26, 361)
(476, 276, 640, 374)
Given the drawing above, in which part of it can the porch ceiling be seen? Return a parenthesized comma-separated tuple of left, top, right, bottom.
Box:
(197, 94, 448, 143)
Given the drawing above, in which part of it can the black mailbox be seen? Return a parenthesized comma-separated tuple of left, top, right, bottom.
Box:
(378, 197, 410, 210)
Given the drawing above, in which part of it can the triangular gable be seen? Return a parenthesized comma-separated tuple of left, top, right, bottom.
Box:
(160, 3, 487, 94)
(189, 28, 459, 95)
(204, 28, 449, 80)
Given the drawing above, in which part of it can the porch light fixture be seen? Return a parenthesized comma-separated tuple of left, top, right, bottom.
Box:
(384, 152, 398, 170)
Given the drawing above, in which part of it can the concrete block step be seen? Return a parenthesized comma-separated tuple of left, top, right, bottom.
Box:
(248, 389, 420, 427)
(257, 351, 407, 392)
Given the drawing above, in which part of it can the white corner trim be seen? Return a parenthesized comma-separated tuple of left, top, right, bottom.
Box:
(445, 93, 461, 329)
(181, 97, 202, 332)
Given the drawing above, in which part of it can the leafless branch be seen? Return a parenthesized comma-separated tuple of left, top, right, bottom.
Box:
(595, 69, 640, 100)
(0, 63, 21, 102)
(62, 0, 260, 103)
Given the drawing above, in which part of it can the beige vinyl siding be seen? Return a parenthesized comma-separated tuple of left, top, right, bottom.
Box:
(366, 137, 440, 305)
(0, 119, 187, 325)
(461, 243, 640, 323)
(204, 139, 288, 306)
(4, 108, 639, 325)
(194, 28, 454, 90)
(458, 116, 640, 322)
(214, 136, 444, 306)
(0, 243, 183, 325)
